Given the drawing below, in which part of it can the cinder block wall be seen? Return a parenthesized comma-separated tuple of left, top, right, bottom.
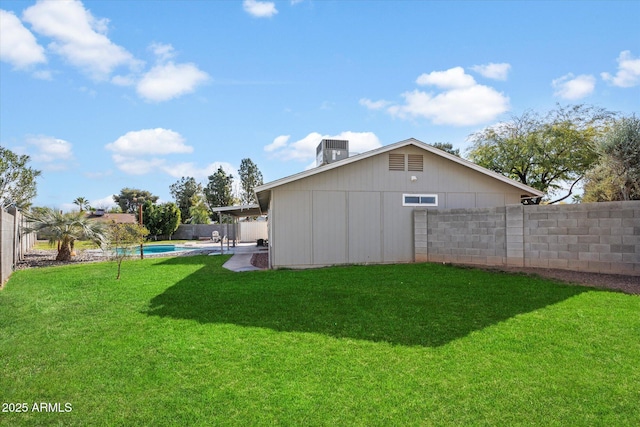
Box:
(172, 224, 236, 240)
(520, 201, 639, 275)
(415, 207, 507, 266)
(414, 201, 640, 276)
(1, 209, 36, 285)
(1, 210, 14, 284)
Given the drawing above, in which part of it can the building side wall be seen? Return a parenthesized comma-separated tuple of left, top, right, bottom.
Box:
(272, 190, 313, 266)
(348, 192, 382, 264)
(312, 191, 347, 265)
(414, 201, 640, 276)
(269, 146, 532, 268)
(279, 146, 528, 204)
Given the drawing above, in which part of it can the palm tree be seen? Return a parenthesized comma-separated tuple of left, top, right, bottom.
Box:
(73, 196, 90, 212)
(23, 208, 108, 261)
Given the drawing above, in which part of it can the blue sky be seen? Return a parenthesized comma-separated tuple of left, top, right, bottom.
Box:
(1, 0, 639, 211)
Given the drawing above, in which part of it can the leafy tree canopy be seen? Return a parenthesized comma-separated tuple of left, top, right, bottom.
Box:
(204, 166, 236, 222)
(113, 188, 159, 213)
(0, 146, 41, 210)
(238, 158, 263, 205)
(582, 115, 640, 202)
(187, 194, 211, 224)
(169, 177, 203, 224)
(143, 201, 181, 239)
(467, 104, 614, 204)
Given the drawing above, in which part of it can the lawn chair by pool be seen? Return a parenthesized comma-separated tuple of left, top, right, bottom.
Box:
(211, 231, 221, 243)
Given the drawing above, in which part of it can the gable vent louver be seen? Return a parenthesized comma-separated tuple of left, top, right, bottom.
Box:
(408, 154, 423, 172)
(389, 154, 405, 171)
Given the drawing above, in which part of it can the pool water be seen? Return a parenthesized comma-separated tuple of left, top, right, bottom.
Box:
(117, 245, 194, 256)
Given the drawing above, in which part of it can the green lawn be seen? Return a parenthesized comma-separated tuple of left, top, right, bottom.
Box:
(1, 256, 639, 426)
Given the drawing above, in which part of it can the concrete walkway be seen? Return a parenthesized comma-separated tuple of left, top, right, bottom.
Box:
(218, 243, 267, 272)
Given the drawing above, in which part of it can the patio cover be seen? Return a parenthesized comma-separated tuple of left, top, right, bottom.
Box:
(208, 204, 263, 218)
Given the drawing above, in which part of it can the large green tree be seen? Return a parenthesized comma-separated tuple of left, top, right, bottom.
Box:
(238, 158, 263, 205)
(0, 146, 41, 210)
(467, 104, 613, 203)
(113, 188, 159, 214)
(169, 177, 203, 223)
(23, 208, 108, 261)
(143, 201, 181, 239)
(582, 115, 640, 202)
(204, 166, 236, 222)
(187, 194, 211, 224)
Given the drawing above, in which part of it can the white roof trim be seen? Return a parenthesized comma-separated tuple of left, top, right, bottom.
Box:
(255, 138, 544, 212)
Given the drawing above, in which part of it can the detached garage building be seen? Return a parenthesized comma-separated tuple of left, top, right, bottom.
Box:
(255, 138, 543, 269)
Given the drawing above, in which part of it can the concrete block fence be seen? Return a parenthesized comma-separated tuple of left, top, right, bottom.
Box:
(414, 201, 640, 276)
(1, 208, 37, 285)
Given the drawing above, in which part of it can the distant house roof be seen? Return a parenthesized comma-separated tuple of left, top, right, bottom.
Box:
(87, 212, 138, 224)
(255, 138, 545, 213)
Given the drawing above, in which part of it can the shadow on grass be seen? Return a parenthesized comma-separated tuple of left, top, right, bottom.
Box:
(145, 256, 587, 347)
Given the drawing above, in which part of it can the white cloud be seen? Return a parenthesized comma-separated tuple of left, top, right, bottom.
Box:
(84, 170, 113, 180)
(0, 9, 46, 69)
(136, 61, 209, 102)
(111, 155, 166, 175)
(90, 195, 117, 209)
(552, 73, 596, 100)
(243, 0, 278, 18)
(470, 62, 511, 81)
(264, 135, 290, 152)
(32, 69, 52, 80)
(111, 74, 136, 86)
(149, 42, 175, 62)
(163, 161, 237, 181)
(385, 67, 510, 126)
(601, 50, 640, 88)
(25, 135, 74, 165)
(264, 131, 381, 162)
(105, 128, 193, 156)
(359, 98, 391, 110)
(416, 67, 475, 89)
(22, 0, 139, 80)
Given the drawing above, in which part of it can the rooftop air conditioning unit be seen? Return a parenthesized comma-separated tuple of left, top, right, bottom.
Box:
(316, 139, 349, 167)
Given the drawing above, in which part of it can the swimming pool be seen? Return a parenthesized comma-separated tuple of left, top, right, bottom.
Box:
(117, 245, 195, 256)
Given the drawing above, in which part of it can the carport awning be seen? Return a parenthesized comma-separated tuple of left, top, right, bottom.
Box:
(208, 204, 263, 218)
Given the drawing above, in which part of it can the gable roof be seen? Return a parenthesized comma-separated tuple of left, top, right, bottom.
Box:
(255, 138, 544, 212)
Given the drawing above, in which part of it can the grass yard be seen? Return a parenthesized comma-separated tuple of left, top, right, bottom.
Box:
(1, 256, 639, 426)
